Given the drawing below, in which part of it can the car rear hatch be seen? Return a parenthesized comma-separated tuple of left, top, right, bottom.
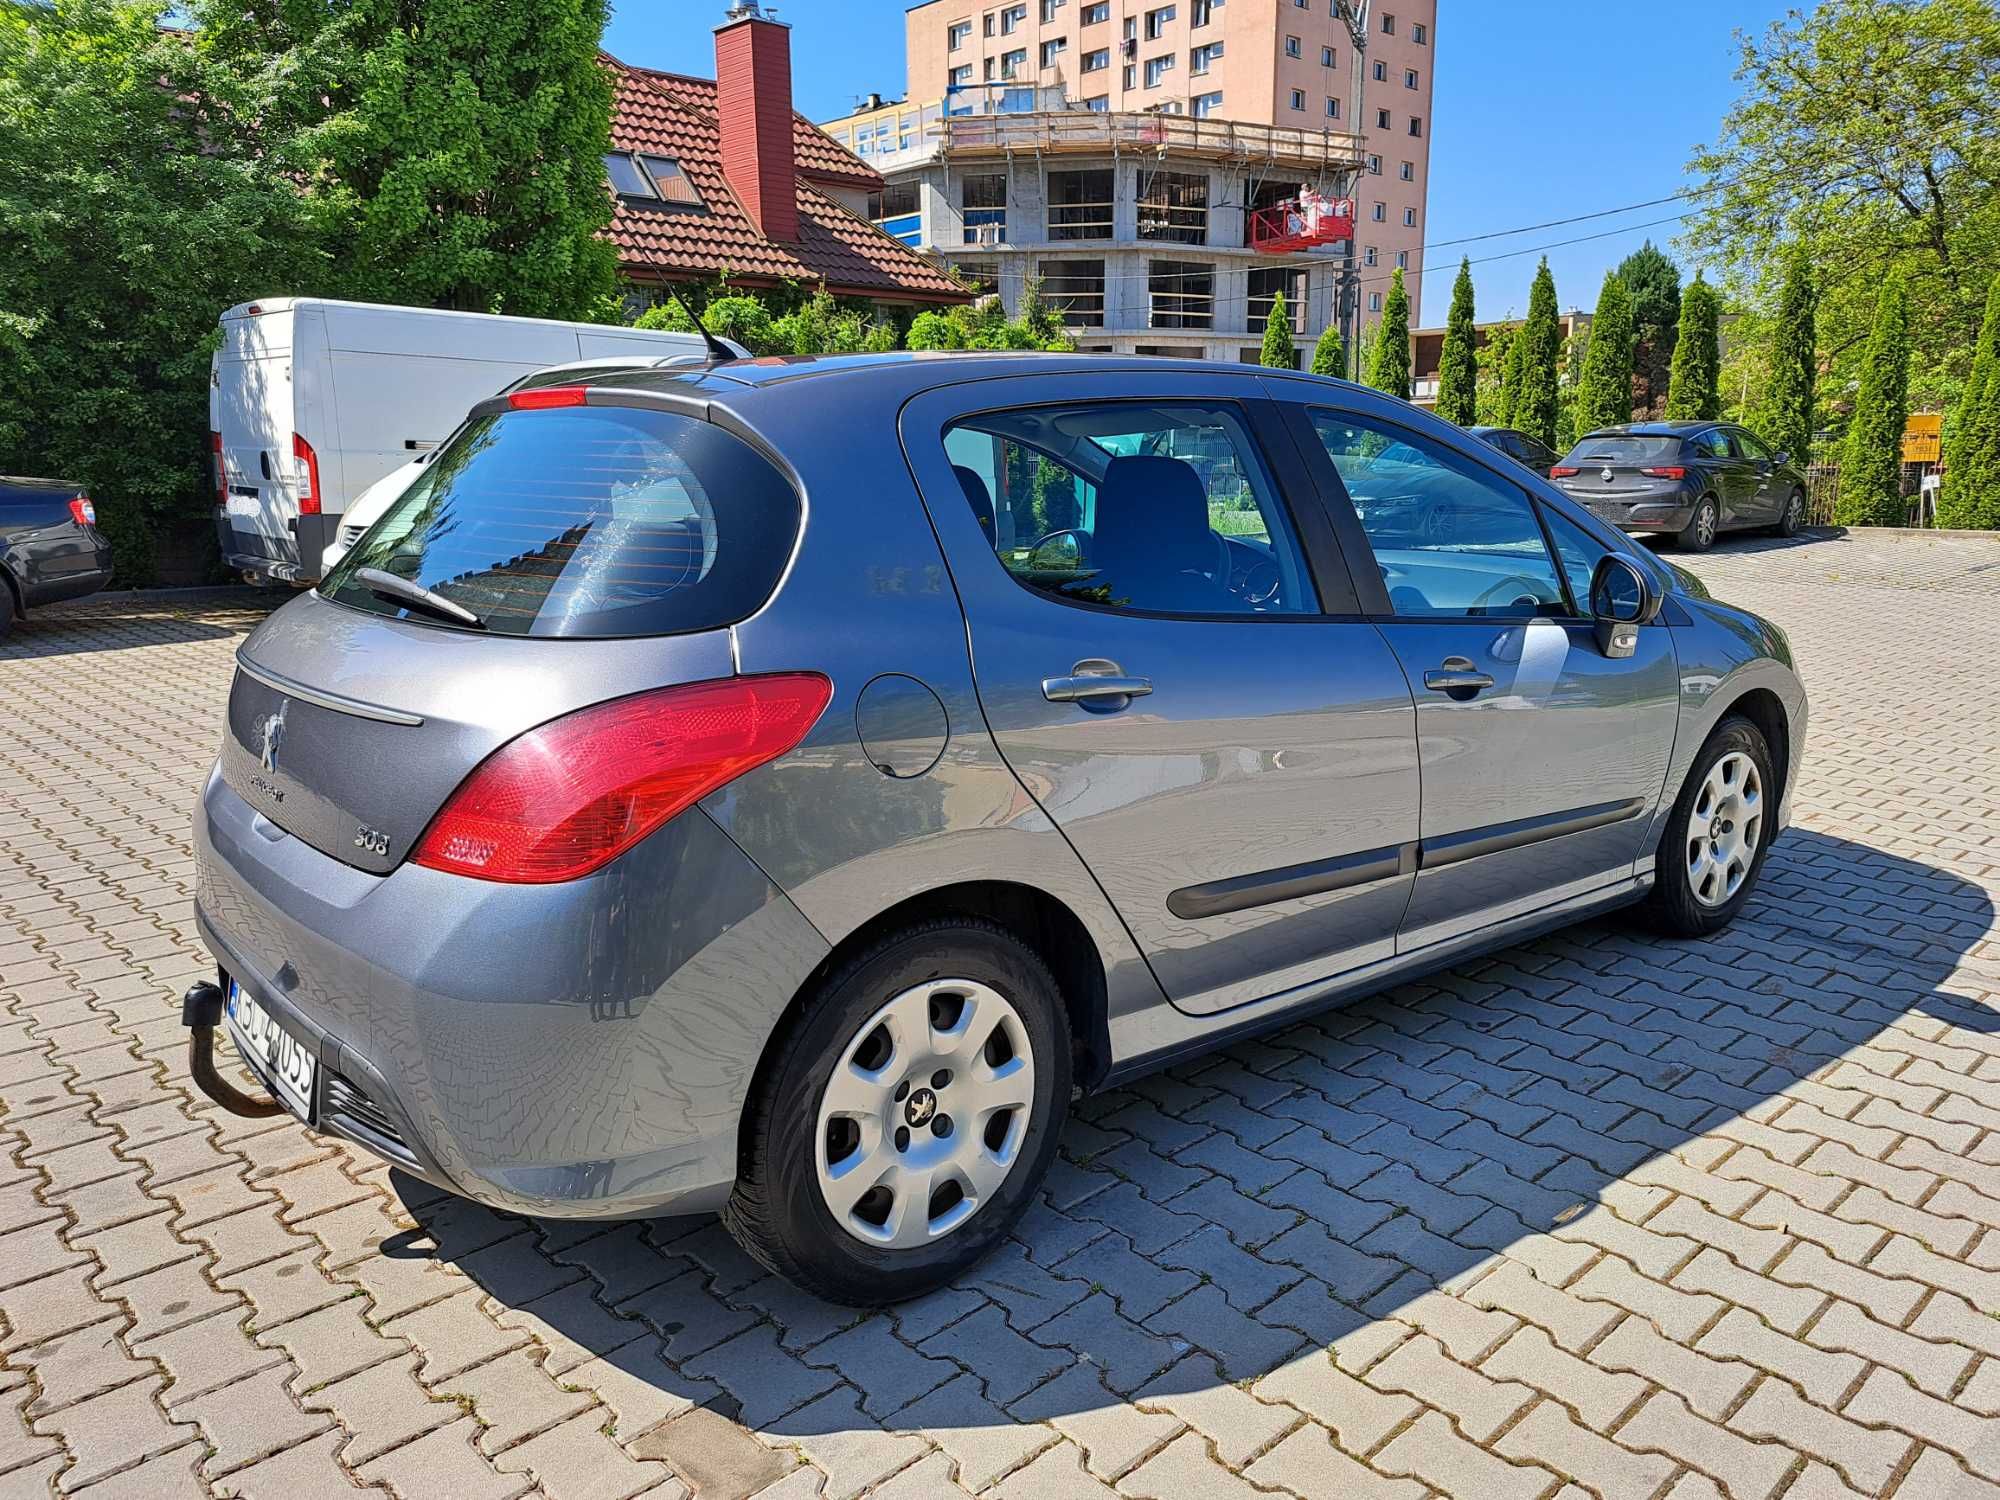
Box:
(218, 390, 806, 876)
(1552, 434, 1690, 516)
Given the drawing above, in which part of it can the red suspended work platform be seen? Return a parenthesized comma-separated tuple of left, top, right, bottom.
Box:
(1247, 192, 1355, 253)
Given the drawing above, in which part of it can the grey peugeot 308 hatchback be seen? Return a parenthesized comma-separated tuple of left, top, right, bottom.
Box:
(187, 353, 1806, 1304)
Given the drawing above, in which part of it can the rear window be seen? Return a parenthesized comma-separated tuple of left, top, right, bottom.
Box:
(1566, 434, 1682, 464)
(320, 406, 800, 638)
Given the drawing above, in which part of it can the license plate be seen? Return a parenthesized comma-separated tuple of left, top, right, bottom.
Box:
(225, 979, 315, 1120)
(224, 493, 264, 522)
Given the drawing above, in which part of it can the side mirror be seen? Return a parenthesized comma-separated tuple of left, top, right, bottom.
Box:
(1771, 450, 1790, 466)
(1590, 554, 1661, 659)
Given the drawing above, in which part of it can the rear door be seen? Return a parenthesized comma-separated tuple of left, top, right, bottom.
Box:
(211, 306, 304, 574)
(902, 372, 1421, 1017)
(1692, 427, 1757, 526)
(1292, 403, 1680, 951)
(1730, 428, 1782, 523)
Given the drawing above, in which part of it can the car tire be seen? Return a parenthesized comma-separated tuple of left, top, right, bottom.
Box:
(1774, 488, 1806, 537)
(0, 577, 16, 641)
(1640, 715, 1776, 938)
(723, 917, 1072, 1306)
(1675, 496, 1718, 552)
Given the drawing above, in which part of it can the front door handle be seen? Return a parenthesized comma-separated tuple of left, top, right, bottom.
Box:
(1043, 658, 1153, 705)
(1423, 657, 1495, 697)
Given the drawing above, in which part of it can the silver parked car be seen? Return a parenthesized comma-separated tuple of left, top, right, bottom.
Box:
(185, 354, 1806, 1304)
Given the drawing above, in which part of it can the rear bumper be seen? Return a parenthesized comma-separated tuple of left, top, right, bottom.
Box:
(13, 529, 113, 608)
(1586, 502, 1695, 535)
(191, 766, 830, 1218)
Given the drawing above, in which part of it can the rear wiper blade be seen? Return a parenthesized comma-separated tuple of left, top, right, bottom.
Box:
(353, 567, 486, 630)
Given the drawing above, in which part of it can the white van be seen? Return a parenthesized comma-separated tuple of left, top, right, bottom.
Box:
(208, 298, 731, 584)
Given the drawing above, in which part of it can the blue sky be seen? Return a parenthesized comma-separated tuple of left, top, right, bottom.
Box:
(607, 0, 1793, 323)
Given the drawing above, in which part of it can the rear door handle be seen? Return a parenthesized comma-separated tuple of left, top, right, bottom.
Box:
(1043, 658, 1153, 704)
(1423, 657, 1495, 695)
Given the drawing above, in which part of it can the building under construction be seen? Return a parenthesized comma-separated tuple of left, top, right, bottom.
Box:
(822, 87, 1369, 363)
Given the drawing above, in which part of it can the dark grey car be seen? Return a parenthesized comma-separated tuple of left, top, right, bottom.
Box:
(1553, 421, 1810, 550)
(1, 475, 114, 636)
(1468, 424, 1559, 478)
(186, 355, 1806, 1303)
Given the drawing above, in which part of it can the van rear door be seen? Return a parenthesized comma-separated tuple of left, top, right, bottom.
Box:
(212, 303, 306, 579)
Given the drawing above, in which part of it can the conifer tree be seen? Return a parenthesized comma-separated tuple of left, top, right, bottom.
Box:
(1367, 268, 1412, 399)
(1938, 273, 2000, 529)
(1434, 258, 1478, 425)
(1260, 292, 1297, 368)
(1834, 272, 1912, 526)
(1575, 271, 1636, 433)
(1516, 259, 1562, 449)
(1768, 244, 1819, 464)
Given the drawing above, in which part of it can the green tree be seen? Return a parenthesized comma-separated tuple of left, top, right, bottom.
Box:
(1686, 0, 2000, 424)
(1666, 275, 1722, 420)
(905, 310, 966, 351)
(1767, 244, 1820, 464)
(1309, 321, 1344, 377)
(1516, 259, 1562, 449)
(1938, 273, 2000, 528)
(1575, 271, 1636, 433)
(0, 0, 320, 580)
(192, 0, 619, 319)
(1615, 241, 1681, 415)
(1260, 293, 1298, 368)
(1835, 272, 1912, 526)
(1367, 268, 1412, 398)
(1434, 258, 1478, 425)
(1615, 241, 1683, 338)
(1479, 322, 1520, 427)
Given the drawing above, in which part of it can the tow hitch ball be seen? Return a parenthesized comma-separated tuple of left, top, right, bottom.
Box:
(181, 981, 284, 1118)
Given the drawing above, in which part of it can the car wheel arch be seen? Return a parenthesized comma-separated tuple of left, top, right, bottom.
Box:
(1716, 685, 1790, 806)
(736, 879, 1112, 1178)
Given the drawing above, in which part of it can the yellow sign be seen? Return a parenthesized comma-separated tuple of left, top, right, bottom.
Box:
(1903, 412, 1943, 464)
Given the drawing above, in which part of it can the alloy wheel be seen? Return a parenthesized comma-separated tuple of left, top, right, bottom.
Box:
(815, 978, 1036, 1249)
(1686, 750, 1763, 907)
(1697, 501, 1717, 548)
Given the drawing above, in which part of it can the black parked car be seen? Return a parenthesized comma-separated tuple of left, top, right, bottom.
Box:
(1468, 425, 1560, 478)
(1551, 422, 1808, 551)
(2, 476, 114, 636)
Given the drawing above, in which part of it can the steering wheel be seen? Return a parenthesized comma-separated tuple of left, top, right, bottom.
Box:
(1467, 574, 1551, 615)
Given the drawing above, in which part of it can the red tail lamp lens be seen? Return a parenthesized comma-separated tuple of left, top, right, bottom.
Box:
(412, 674, 832, 883)
(507, 386, 590, 410)
(1641, 466, 1687, 480)
(68, 497, 97, 527)
(212, 431, 227, 508)
(293, 432, 323, 515)
(1549, 465, 1580, 478)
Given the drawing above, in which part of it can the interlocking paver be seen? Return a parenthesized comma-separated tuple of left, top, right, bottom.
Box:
(7, 540, 2000, 1494)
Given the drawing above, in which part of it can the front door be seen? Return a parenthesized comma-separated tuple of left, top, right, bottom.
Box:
(900, 375, 1421, 1016)
(1295, 405, 1681, 950)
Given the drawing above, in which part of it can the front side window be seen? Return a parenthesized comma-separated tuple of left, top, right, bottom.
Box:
(1309, 411, 1569, 618)
(1734, 429, 1772, 461)
(323, 407, 800, 639)
(1540, 502, 1611, 609)
(942, 402, 1316, 616)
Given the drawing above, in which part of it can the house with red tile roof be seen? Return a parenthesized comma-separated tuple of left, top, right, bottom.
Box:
(603, 4, 968, 310)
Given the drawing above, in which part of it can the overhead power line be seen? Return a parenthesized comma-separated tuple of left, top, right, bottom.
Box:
(1425, 192, 1702, 250)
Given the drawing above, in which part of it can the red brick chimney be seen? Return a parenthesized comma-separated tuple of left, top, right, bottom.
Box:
(714, 2, 800, 243)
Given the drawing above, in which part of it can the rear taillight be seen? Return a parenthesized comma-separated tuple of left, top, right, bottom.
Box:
(1640, 466, 1687, 480)
(1549, 465, 1579, 478)
(67, 497, 96, 527)
(412, 674, 832, 884)
(293, 432, 322, 515)
(508, 385, 589, 410)
(211, 431, 226, 508)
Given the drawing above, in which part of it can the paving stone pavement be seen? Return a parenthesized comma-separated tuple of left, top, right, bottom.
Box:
(4, 530, 2000, 1500)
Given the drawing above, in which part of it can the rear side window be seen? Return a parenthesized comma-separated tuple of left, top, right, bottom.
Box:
(1569, 434, 1681, 464)
(320, 407, 800, 638)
